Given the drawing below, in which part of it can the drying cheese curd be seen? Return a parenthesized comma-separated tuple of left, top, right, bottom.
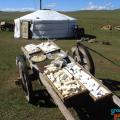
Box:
(31, 55, 46, 62)
(47, 69, 85, 98)
(65, 62, 110, 99)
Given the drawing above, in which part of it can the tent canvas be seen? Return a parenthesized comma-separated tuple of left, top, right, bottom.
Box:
(14, 10, 77, 39)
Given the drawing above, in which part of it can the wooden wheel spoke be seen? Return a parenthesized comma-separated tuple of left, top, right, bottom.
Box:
(71, 43, 95, 76)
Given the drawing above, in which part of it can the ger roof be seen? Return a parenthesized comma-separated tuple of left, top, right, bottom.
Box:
(15, 10, 76, 21)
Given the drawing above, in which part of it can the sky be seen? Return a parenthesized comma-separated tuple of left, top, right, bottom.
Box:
(0, 0, 120, 11)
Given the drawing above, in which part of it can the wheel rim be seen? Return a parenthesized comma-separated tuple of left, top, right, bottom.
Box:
(73, 50, 88, 68)
(21, 71, 29, 97)
(71, 45, 95, 75)
(18, 58, 33, 102)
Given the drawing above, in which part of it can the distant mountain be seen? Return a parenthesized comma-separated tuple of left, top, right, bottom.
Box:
(114, 9, 120, 11)
(64, 9, 120, 13)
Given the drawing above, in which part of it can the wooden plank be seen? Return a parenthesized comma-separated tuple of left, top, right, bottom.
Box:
(112, 95, 120, 107)
(22, 43, 112, 102)
(39, 73, 76, 120)
(89, 93, 112, 102)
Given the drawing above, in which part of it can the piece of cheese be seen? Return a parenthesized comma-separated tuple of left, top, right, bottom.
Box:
(63, 68, 73, 79)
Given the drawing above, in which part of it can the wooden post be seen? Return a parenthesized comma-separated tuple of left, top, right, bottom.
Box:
(40, 0, 42, 10)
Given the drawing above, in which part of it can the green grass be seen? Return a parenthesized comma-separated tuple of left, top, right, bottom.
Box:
(0, 10, 120, 120)
(0, 32, 66, 120)
(0, 11, 30, 23)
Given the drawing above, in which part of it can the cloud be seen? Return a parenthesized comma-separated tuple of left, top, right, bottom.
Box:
(46, 3, 57, 9)
(0, 8, 35, 12)
(21, 8, 35, 11)
(82, 1, 113, 10)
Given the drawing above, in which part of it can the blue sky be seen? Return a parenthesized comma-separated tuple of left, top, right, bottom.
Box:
(0, 0, 120, 11)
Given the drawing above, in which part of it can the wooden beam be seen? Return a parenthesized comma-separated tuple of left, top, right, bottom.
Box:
(39, 73, 76, 120)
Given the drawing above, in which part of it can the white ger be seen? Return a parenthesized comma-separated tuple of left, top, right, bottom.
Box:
(14, 10, 77, 39)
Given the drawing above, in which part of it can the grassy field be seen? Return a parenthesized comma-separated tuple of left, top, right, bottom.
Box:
(0, 10, 120, 120)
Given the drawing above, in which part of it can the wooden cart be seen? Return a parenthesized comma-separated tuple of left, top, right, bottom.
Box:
(16, 41, 120, 120)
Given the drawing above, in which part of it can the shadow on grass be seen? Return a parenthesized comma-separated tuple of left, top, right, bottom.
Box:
(15, 78, 56, 108)
(82, 34, 96, 39)
(66, 94, 118, 120)
(30, 88, 118, 120)
(54, 34, 96, 41)
(27, 33, 96, 41)
(15, 78, 119, 120)
(100, 79, 120, 92)
(32, 89, 56, 108)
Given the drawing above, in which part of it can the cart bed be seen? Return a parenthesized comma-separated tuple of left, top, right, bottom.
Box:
(21, 42, 112, 102)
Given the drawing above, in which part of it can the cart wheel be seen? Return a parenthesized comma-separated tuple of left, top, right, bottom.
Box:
(71, 43, 95, 76)
(17, 55, 33, 103)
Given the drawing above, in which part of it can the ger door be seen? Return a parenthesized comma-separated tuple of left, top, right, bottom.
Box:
(21, 21, 32, 39)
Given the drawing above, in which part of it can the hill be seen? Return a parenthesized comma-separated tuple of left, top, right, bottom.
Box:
(0, 11, 30, 22)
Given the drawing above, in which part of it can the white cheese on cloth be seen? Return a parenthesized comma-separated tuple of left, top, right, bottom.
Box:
(37, 42, 59, 53)
(25, 44, 40, 54)
(65, 63, 110, 99)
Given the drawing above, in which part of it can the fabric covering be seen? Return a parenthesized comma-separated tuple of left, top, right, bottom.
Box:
(14, 10, 77, 39)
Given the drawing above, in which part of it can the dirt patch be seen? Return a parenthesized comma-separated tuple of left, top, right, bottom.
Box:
(101, 24, 113, 30)
(113, 57, 120, 61)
